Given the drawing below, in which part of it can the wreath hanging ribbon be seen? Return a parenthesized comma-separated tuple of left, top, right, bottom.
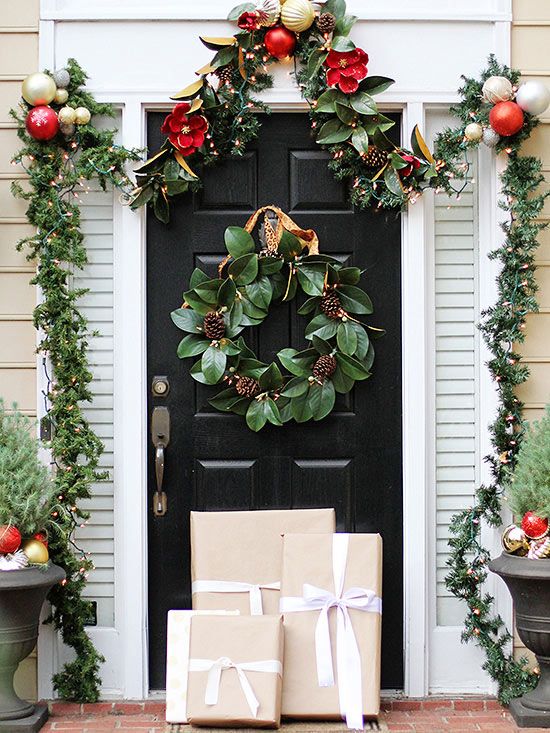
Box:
(171, 205, 382, 431)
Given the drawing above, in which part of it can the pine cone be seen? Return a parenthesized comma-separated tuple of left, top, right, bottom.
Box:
(316, 12, 336, 34)
(235, 375, 261, 398)
(203, 312, 226, 340)
(363, 145, 388, 173)
(320, 290, 342, 320)
(313, 354, 337, 381)
(215, 66, 233, 85)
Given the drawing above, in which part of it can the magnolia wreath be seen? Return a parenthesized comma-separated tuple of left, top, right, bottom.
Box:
(171, 206, 381, 431)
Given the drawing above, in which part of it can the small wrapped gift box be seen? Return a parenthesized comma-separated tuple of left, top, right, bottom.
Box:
(165, 610, 239, 724)
(191, 509, 335, 615)
(280, 533, 382, 729)
(186, 614, 284, 728)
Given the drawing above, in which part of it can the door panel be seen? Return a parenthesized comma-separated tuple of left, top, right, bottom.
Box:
(146, 112, 403, 690)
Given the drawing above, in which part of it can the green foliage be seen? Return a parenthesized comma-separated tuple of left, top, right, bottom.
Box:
(10, 59, 140, 701)
(0, 401, 61, 536)
(506, 406, 550, 519)
(172, 221, 378, 430)
(441, 57, 549, 705)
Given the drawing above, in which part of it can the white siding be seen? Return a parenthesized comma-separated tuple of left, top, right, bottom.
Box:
(433, 153, 479, 626)
(73, 184, 115, 628)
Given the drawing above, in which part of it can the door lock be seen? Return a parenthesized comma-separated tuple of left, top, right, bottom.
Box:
(151, 406, 170, 517)
(152, 376, 170, 397)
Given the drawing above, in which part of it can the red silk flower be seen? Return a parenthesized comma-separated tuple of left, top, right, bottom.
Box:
(161, 103, 208, 157)
(238, 11, 261, 31)
(325, 48, 369, 94)
(398, 153, 422, 178)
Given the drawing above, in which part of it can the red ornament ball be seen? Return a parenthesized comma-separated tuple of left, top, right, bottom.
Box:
(264, 25, 296, 60)
(33, 532, 48, 548)
(25, 105, 59, 141)
(521, 511, 549, 540)
(0, 525, 22, 554)
(489, 101, 524, 137)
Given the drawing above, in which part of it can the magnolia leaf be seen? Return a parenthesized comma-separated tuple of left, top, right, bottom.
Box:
(183, 290, 211, 315)
(351, 322, 370, 359)
(190, 360, 209, 383)
(335, 102, 356, 126)
(338, 285, 374, 314)
(336, 352, 370, 380)
(291, 388, 313, 423)
(195, 62, 217, 76)
(305, 313, 339, 340)
(331, 35, 355, 52)
(177, 334, 210, 358)
(278, 230, 303, 261)
(174, 151, 198, 178)
(188, 98, 204, 113)
(332, 365, 354, 394)
(315, 88, 341, 113)
(311, 335, 332, 355)
(259, 362, 283, 391)
(246, 399, 268, 432)
(202, 345, 227, 384)
(308, 49, 329, 77)
(335, 14, 358, 36)
(411, 124, 435, 164)
(337, 320, 358, 355)
(265, 398, 283, 426)
(316, 118, 353, 145)
(208, 387, 243, 411)
(360, 76, 396, 96)
(296, 264, 325, 296)
(258, 256, 284, 276)
(133, 147, 170, 173)
(351, 127, 369, 155)
(323, 0, 346, 19)
(228, 253, 258, 285)
(246, 276, 272, 309)
(170, 79, 204, 100)
(171, 308, 204, 334)
(227, 2, 255, 20)
(297, 296, 321, 315)
(225, 226, 255, 258)
(310, 379, 336, 421)
(281, 377, 309, 398)
(277, 348, 311, 378)
(337, 267, 361, 285)
(190, 268, 210, 288)
(384, 165, 404, 196)
(349, 92, 377, 115)
(200, 36, 238, 51)
(217, 277, 237, 309)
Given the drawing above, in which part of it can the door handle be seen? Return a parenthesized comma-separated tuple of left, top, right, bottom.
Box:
(151, 406, 170, 516)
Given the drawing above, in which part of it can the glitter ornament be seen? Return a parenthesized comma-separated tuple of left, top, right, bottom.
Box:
(21, 72, 57, 106)
(521, 511, 549, 540)
(0, 526, 21, 554)
(464, 122, 483, 142)
(481, 75, 513, 104)
(482, 127, 500, 148)
(58, 106, 76, 125)
(52, 68, 70, 89)
(25, 106, 59, 140)
(516, 81, 550, 116)
(74, 107, 91, 125)
(54, 88, 69, 105)
(528, 536, 550, 560)
(489, 101, 524, 137)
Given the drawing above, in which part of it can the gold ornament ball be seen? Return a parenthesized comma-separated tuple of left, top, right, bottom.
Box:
(482, 75, 513, 104)
(58, 106, 76, 125)
(54, 88, 69, 104)
(464, 122, 483, 142)
(22, 539, 49, 564)
(74, 107, 91, 125)
(280, 0, 314, 32)
(22, 72, 57, 106)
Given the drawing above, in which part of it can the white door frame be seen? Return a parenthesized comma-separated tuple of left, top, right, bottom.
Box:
(37, 0, 512, 699)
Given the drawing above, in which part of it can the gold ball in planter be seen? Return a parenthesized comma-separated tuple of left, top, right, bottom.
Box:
(22, 72, 57, 106)
(281, 0, 314, 32)
(74, 107, 91, 125)
(23, 539, 49, 564)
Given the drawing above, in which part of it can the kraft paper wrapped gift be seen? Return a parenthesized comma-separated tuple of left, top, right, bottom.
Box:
(191, 508, 335, 615)
(186, 614, 284, 728)
(280, 533, 382, 729)
(165, 609, 239, 724)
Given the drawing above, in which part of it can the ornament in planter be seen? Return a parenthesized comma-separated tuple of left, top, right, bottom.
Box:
(490, 406, 550, 726)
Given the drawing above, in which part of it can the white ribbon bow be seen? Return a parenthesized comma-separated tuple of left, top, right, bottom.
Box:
(188, 656, 283, 718)
(279, 534, 382, 732)
(192, 580, 280, 615)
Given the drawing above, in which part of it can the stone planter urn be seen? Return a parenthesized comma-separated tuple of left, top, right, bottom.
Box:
(0, 563, 65, 732)
(490, 553, 550, 728)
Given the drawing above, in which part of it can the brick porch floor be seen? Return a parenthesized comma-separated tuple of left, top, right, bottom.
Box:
(39, 698, 549, 732)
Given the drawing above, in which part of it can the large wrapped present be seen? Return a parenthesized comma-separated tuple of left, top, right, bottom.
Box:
(186, 614, 284, 728)
(280, 533, 382, 729)
(191, 509, 335, 615)
(165, 609, 239, 724)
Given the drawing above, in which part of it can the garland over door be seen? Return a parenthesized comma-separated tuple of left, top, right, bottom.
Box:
(146, 112, 403, 690)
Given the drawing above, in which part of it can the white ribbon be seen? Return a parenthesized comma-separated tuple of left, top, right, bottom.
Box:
(279, 534, 382, 731)
(188, 656, 282, 718)
(192, 580, 280, 615)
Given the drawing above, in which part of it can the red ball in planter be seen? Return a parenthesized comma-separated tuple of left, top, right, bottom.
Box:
(33, 532, 48, 548)
(521, 511, 549, 540)
(489, 101, 524, 137)
(0, 525, 22, 554)
(264, 26, 296, 59)
(25, 105, 59, 141)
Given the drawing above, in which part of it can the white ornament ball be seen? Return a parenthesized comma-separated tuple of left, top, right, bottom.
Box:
(54, 88, 69, 104)
(0, 550, 28, 571)
(516, 81, 550, 116)
(464, 122, 483, 142)
(482, 76, 513, 104)
(59, 122, 75, 137)
(21, 72, 57, 106)
(74, 107, 91, 125)
(53, 68, 71, 89)
(482, 127, 500, 148)
(58, 106, 76, 125)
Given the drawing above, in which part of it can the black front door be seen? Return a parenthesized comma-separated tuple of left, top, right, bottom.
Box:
(146, 112, 403, 691)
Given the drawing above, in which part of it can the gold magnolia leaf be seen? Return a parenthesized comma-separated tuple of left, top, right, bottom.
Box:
(238, 48, 247, 81)
(133, 147, 169, 173)
(189, 98, 204, 113)
(174, 151, 198, 178)
(200, 36, 238, 51)
(170, 79, 204, 100)
(371, 162, 389, 182)
(412, 124, 435, 164)
(195, 62, 217, 75)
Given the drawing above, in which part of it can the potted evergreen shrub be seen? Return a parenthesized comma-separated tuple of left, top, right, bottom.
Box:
(0, 401, 65, 730)
(490, 405, 550, 727)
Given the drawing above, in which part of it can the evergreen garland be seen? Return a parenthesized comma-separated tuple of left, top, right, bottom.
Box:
(10, 59, 139, 702)
(433, 56, 548, 703)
